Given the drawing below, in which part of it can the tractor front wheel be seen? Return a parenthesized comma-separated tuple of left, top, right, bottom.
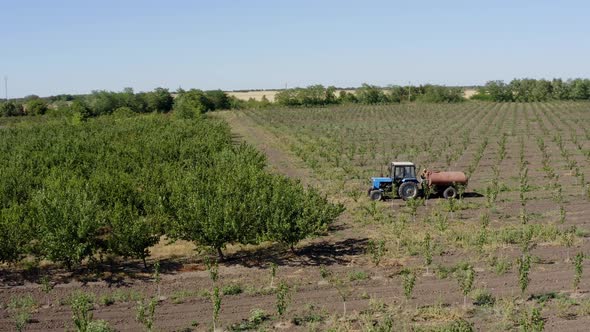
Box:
(369, 190, 383, 201)
(398, 182, 418, 201)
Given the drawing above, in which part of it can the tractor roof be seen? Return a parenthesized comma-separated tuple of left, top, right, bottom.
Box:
(391, 161, 415, 166)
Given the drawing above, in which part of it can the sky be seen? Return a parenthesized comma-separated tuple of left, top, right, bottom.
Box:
(0, 0, 589, 98)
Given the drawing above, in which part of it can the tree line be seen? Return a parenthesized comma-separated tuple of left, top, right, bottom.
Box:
(274, 84, 464, 106)
(4, 78, 588, 118)
(0, 83, 466, 118)
(0, 114, 343, 268)
(472, 78, 590, 102)
(0, 88, 236, 118)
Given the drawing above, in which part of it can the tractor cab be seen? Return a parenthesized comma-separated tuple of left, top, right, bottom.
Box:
(389, 162, 417, 182)
(369, 162, 420, 201)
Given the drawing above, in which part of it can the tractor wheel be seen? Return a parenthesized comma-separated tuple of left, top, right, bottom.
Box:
(398, 182, 418, 201)
(369, 190, 383, 201)
(443, 186, 457, 199)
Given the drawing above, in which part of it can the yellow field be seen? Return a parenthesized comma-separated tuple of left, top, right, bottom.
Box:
(227, 88, 478, 101)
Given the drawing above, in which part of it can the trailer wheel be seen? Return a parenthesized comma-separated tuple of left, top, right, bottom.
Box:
(443, 186, 457, 199)
(369, 190, 383, 201)
(398, 182, 418, 201)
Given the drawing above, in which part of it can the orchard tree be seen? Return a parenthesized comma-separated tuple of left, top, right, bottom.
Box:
(264, 176, 344, 252)
(0, 204, 31, 264)
(107, 203, 161, 268)
(170, 145, 268, 259)
(31, 172, 103, 269)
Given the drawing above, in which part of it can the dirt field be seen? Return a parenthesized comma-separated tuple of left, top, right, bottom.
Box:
(2, 101, 590, 331)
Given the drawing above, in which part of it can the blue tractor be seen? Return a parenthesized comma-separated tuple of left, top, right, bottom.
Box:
(368, 161, 420, 201)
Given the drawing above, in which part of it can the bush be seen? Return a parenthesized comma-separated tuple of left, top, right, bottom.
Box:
(144, 87, 173, 113)
(86, 320, 115, 332)
(0, 102, 25, 117)
(173, 89, 210, 116)
(417, 85, 464, 103)
(356, 83, 388, 104)
(25, 98, 48, 115)
(275, 85, 338, 106)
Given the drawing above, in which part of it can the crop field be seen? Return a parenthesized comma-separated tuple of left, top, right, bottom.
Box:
(2, 101, 590, 331)
(216, 101, 590, 330)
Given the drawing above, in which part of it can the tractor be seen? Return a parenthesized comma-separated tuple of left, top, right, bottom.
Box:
(368, 161, 468, 201)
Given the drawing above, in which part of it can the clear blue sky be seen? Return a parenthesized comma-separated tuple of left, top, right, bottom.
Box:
(1, 0, 589, 97)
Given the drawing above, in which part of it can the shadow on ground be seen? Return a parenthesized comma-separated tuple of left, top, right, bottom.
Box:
(0, 237, 368, 287)
(223, 237, 369, 269)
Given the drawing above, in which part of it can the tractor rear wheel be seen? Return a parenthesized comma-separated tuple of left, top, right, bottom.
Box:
(443, 186, 457, 199)
(369, 190, 383, 201)
(398, 182, 418, 201)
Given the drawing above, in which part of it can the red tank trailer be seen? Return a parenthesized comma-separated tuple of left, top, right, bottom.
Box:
(421, 169, 468, 199)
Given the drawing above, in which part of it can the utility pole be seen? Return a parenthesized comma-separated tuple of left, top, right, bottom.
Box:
(3, 76, 7, 101)
(408, 81, 411, 102)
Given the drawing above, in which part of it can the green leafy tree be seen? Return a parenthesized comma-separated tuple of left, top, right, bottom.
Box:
(25, 98, 48, 115)
(145, 87, 173, 113)
(170, 144, 268, 259)
(173, 89, 213, 117)
(0, 204, 31, 264)
(264, 176, 344, 252)
(204, 90, 230, 110)
(0, 101, 25, 117)
(106, 203, 160, 269)
(356, 83, 387, 104)
(32, 172, 102, 269)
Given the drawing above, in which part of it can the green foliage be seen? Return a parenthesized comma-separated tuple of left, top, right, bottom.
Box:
(416, 85, 464, 103)
(8, 295, 35, 332)
(401, 270, 417, 300)
(144, 87, 173, 113)
(519, 306, 545, 332)
(136, 297, 157, 332)
(230, 308, 269, 331)
(423, 233, 433, 270)
(25, 98, 48, 115)
(222, 284, 243, 296)
(518, 254, 532, 295)
(573, 252, 584, 290)
(70, 291, 95, 332)
(474, 78, 590, 102)
(0, 204, 31, 263)
(0, 114, 341, 266)
(263, 178, 345, 252)
(275, 280, 291, 317)
(211, 286, 222, 329)
(366, 239, 386, 266)
(275, 85, 338, 106)
(356, 83, 388, 104)
(205, 257, 219, 283)
(173, 89, 209, 118)
(32, 173, 103, 269)
(455, 264, 475, 307)
(348, 270, 369, 281)
(86, 320, 115, 332)
(0, 101, 25, 116)
(472, 288, 495, 307)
